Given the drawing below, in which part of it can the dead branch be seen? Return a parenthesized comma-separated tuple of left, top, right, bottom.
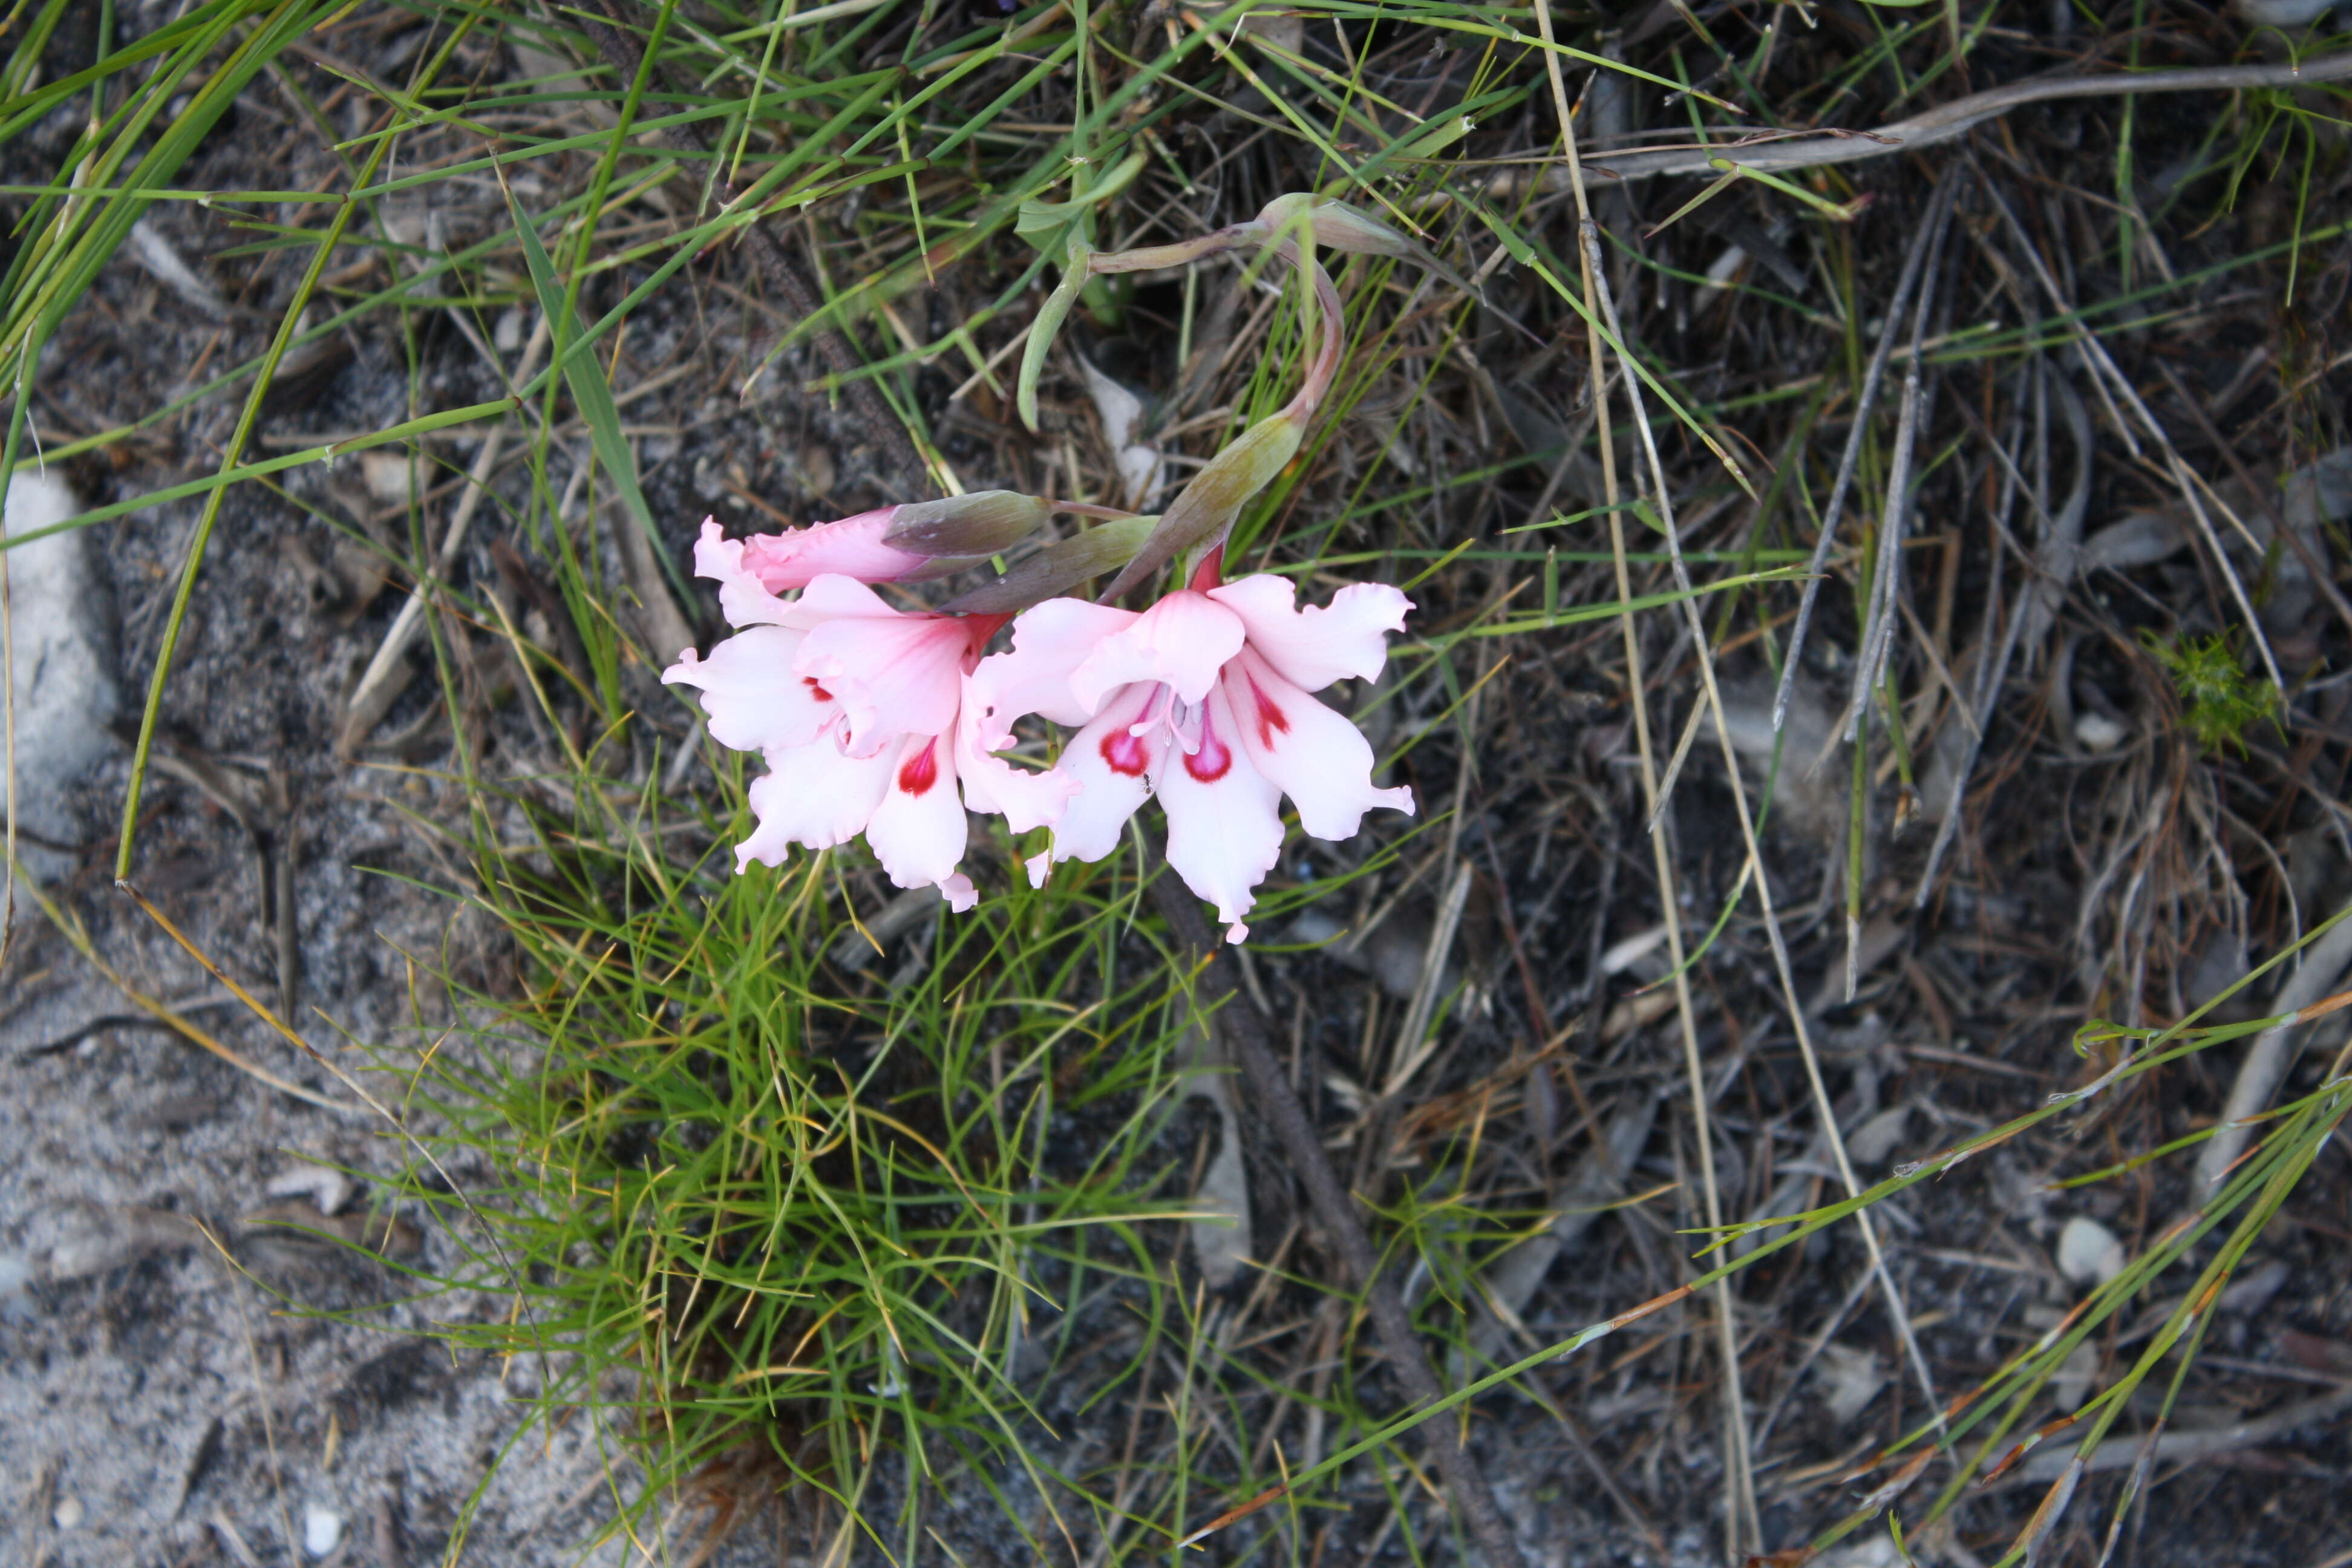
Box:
(1508, 57, 2352, 186)
(1148, 858, 1531, 1568)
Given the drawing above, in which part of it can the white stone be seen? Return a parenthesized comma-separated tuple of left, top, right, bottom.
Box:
(2051, 1338, 2103, 1413)
(1845, 1104, 1912, 1167)
(2236, 0, 2341, 25)
(1818, 1341, 1888, 1426)
(266, 1162, 355, 1218)
(361, 451, 419, 506)
(51, 1494, 83, 1530)
(2056, 1215, 2126, 1288)
(302, 1504, 344, 1558)
(1813, 1535, 1902, 1568)
(2073, 712, 2127, 751)
(2, 473, 117, 881)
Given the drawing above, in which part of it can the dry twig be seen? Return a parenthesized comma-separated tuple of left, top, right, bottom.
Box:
(1149, 860, 1530, 1568)
(1543, 57, 2352, 184)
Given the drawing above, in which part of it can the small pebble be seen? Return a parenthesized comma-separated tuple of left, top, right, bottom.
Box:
(2074, 712, 2128, 751)
(2052, 1339, 2103, 1411)
(2057, 1215, 2127, 1287)
(266, 1162, 355, 1218)
(1844, 1105, 1912, 1167)
(361, 451, 419, 506)
(53, 1495, 84, 1530)
(303, 1504, 344, 1558)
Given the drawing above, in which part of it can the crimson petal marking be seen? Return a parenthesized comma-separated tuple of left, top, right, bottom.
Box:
(897, 737, 941, 797)
(1037, 684, 1161, 870)
(1244, 669, 1290, 750)
(1183, 708, 1234, 782)
(1103, 722, 1154, 777)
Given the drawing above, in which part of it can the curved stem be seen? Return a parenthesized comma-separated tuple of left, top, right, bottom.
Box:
(1281, 253, 1345, 423)
(1085, 224, 1257, 273)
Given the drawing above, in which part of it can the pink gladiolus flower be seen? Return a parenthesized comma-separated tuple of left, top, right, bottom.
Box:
(663, 528, 1074, 911)
(972, 563, 1414, 942)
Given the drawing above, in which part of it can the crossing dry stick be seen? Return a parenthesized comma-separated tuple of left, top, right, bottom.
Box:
(1527, 0, 1762, 1550)
(1149, 862, 1530, 1568)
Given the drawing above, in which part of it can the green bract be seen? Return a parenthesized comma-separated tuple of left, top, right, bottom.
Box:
(883, 491, 1051, 558)
(1099, 413, 1304, 601)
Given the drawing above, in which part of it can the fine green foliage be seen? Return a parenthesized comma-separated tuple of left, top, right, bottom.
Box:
(2146, 630, 2281, 756)
(387, 759, 1210, 1560)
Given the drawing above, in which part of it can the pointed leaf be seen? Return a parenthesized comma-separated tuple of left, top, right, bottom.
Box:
(1097, 413, 1301, 601)
(939, 518, 1154, 614)
(1018, 237, 1091, 433)
(1255, 192, 1477, 296)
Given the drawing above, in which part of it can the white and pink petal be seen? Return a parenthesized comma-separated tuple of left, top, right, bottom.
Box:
(691, 518, 801, 630)
(970, 598, 1138, 743)
(739, 507, 927, 590)
(1034, 682, 1163, 875)
(734, 738, 894, 873)
(790, 578, 972, 756)
(662, 624, 838, 756)
(1223, 649, 1414, 842)
(1068, 589, 1246, 711)
(954, 699, 1079, 835)
(1156, 683, 1286, 943)
(1207, 575, 1411, 691)
(863, 733, 973, 906)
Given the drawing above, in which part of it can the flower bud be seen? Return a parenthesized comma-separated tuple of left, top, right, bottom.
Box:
(1098, 412, 1301, 602)
(1254, 192, 1475, 295)
(736, 508, 929, 590)
(883, 491, 1048, 558)
(1256, 192, 1411, 258)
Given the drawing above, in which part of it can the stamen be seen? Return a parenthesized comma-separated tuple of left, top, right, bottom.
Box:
(1169, 695, 1206, 757)
(1129, 681, 1175, 742)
